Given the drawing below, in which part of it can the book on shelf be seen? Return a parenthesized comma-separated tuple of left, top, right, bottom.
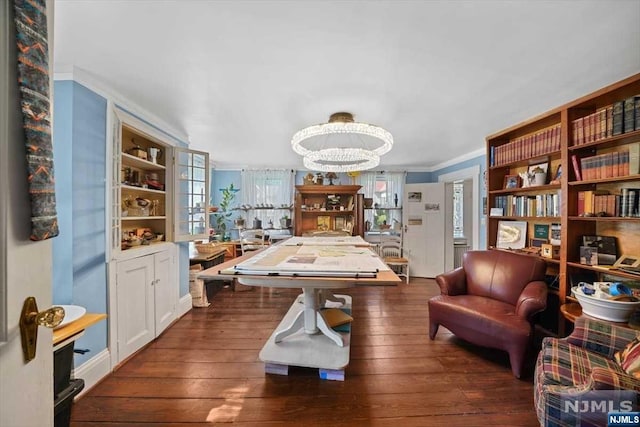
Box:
(612, 101, 624, 136)
(630, 142, 639, 175)
(571, 154, 582, 181)
(624, 96, 640, 133)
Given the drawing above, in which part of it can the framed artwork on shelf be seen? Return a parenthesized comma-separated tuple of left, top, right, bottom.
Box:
(613, 254, 640, 268)
(524, 162, 549, 187)
(504, 174, 521, 189)
(496, 220, 527, 249)
(334, 216, 346, 230)
(317, 215, 330, 231)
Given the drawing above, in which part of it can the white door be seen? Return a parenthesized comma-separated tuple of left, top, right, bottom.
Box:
(403, 183, 451, 278)
(116, 256, 155, 362)
(153, 250, 175, 335)
(0, 2, 54, 425)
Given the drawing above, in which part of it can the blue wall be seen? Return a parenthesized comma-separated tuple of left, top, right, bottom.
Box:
(53, 81, 194, 367)
(53, 81, 108, 365)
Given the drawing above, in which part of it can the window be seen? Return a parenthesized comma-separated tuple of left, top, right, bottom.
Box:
(241, 170, 294, 228)
(453, 180, 464, 239)
(358, 171, 405, 229)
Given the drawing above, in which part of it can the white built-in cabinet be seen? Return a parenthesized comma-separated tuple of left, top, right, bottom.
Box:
(115, 249, 173, 361)
(109, 106, 210, 365)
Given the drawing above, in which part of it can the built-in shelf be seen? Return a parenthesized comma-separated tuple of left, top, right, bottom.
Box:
(122, 216, 166, 221)
(121, 152, 166, 170)
(121, 184, 166, 195)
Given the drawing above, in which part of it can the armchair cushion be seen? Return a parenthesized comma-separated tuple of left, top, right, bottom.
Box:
(429, 250, 547, 378)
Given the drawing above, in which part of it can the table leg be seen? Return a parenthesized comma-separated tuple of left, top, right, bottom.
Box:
(274, 288, 319, 342)
(316, 311, 344, 347)
(273, 310, 305, 343)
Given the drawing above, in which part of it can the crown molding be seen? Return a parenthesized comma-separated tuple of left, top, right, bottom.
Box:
(53, 65, 189, 144)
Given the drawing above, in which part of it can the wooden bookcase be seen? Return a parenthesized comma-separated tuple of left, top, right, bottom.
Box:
(486, 73, 640, 335)
(294, 185, 364, 237)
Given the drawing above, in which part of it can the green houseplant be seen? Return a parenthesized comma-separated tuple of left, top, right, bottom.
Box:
(215, 183, 236, 240)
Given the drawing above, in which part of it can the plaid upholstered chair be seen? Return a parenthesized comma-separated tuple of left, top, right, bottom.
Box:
(534, 317, 640, 426)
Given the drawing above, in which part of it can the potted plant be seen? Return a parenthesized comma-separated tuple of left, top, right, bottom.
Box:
(215, 183, 236, 240)
(280, 214, 291, 229)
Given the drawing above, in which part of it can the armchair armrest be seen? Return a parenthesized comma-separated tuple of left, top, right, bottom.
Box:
(567, 317, 639, 359)
(515, 280, 548, 321)
(591, 367, 640, 392)
(435, 267, 466, 296)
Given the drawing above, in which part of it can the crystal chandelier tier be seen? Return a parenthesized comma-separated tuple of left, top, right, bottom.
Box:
(291, 112, 393, 172)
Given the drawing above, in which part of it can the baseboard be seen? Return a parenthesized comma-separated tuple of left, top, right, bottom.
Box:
(72, 348, 111, 398)
(177, 293, 192, 317)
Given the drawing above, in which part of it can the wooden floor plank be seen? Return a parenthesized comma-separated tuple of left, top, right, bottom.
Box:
(70, 277, 540, 426)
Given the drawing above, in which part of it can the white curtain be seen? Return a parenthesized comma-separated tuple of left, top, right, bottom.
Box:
(241, 169, 294, 229)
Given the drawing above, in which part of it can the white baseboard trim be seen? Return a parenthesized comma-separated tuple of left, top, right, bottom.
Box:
(177, 293, 192, 317)
(72, 348, 111, 398)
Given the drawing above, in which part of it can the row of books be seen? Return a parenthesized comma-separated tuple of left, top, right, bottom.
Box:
(571, 96, 640, 146)
(493, 192, 561, 218)
(577, 188, 640, 217)
(490, 124, 561, 167)
(572, 142, 639, 180)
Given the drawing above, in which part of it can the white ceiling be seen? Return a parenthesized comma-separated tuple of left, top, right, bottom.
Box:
(53, 0, 640, 171)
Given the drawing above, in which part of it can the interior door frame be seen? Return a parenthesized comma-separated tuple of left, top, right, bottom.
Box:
(437, 165, 480, 250)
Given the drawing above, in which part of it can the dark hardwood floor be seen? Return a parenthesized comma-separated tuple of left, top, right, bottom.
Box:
(70, 278, 540, 426)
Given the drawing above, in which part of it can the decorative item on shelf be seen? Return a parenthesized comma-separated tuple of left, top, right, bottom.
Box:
(504, 174, 521, 189)
(291, 112, 393, 172)
(519, 162, 548, 187)
(127, 143, 147, 160)
(550, 164, 562, 185)
(496, 220, 527, 249)
(314, 173, 324, 185)
(147, 147, 162, 164)
(580, 245, 598, 265)
(325, 172, 337, 185)
(234, 216, 245, 229)
(280, 215, 291, 229)
(303, 172, 315, 185)
(541, 244, 560, 259)
(253, 217, 262, 229)
(145, 172, 164, 190)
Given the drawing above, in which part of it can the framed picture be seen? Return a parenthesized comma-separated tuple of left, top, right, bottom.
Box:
(496, 220, 527, 249)
(317, 215, 330, 231)
(534, 223, 550, 239)
(613, 254, 640, 268)
(408, 192, 422, 202)
(504, 174, 521, 189)
(526, 162, 549, 186)
(334, 216, 346, 230)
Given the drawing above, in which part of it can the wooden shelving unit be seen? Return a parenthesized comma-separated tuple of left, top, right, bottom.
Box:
(486, 73, 640, 335)
(294, 185, 364, 237)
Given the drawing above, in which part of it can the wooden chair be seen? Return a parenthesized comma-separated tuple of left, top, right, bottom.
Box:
(378, 235, 409, 284)
(239, 229, 266, 255)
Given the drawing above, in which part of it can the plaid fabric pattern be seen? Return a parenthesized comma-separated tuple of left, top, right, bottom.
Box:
(615, 337, 640, 379)
(535, 318, 640, 426)
(567, 317, 639, 358)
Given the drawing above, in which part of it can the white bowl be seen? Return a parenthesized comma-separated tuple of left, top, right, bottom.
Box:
(572, 286, 640, 322)
(54, 305, 87, 329)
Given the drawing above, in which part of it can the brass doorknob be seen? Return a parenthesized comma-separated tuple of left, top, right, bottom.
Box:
(30, 305, 65, 328)
(20, 297, 66, 362)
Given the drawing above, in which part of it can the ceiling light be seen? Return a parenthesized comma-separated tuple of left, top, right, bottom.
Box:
(291, 112, 393, 172)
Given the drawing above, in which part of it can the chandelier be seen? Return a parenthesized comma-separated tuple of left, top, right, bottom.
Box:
(291, 112, 393, 172)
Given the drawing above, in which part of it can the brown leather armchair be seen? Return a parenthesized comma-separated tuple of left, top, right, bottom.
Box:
(429, 250, 547, 378)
